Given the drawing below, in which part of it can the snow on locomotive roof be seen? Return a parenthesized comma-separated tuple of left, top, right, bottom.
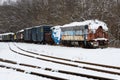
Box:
(89, 20, 108, 31)
(62, 19, 108, 31)
(51, 25, 61, 30)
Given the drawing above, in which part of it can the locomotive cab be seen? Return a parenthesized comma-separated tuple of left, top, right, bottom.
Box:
(88, 26, 108, 48)
(94, 26, 108, 48)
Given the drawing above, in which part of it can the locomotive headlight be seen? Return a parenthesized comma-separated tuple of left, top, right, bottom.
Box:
(93, 41, 99, 46)
(90, 42, 93, 45)
(91, 41, 98, 46)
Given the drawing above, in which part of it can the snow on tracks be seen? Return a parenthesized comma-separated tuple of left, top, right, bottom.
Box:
(7, 42, 120, 80)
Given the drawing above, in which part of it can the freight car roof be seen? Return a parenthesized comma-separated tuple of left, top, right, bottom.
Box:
(0, 32, 14, 35)
(26, 25, 53, 28)
(16, 29, 24, 33)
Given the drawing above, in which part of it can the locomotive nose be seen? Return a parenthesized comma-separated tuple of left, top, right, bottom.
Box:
(51, 26, 61, 44)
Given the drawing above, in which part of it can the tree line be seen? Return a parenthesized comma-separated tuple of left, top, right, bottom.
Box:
(0, 0, 120, 47)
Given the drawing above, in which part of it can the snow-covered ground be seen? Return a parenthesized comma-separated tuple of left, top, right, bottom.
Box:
(15, 42, 120, 67)
(0, 42, 120, 80)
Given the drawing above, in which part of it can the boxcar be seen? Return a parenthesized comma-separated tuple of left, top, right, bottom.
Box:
(31, 25, 53, 43)
(2, 32, 14, 41)
(23, 25, 53, 44)
(24, 28, 32, 42)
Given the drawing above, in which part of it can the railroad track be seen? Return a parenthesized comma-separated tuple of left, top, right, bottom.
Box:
(0, 58, 66, 80)
(13, 43, 120, 70)
(13, 43, 120, 73)
(0, 65, 65, 80)
(0, 58, 114, 80)
(8, 43, 120, 79)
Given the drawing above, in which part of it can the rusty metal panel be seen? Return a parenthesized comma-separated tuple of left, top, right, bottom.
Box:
(45, 32, 54, 44)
